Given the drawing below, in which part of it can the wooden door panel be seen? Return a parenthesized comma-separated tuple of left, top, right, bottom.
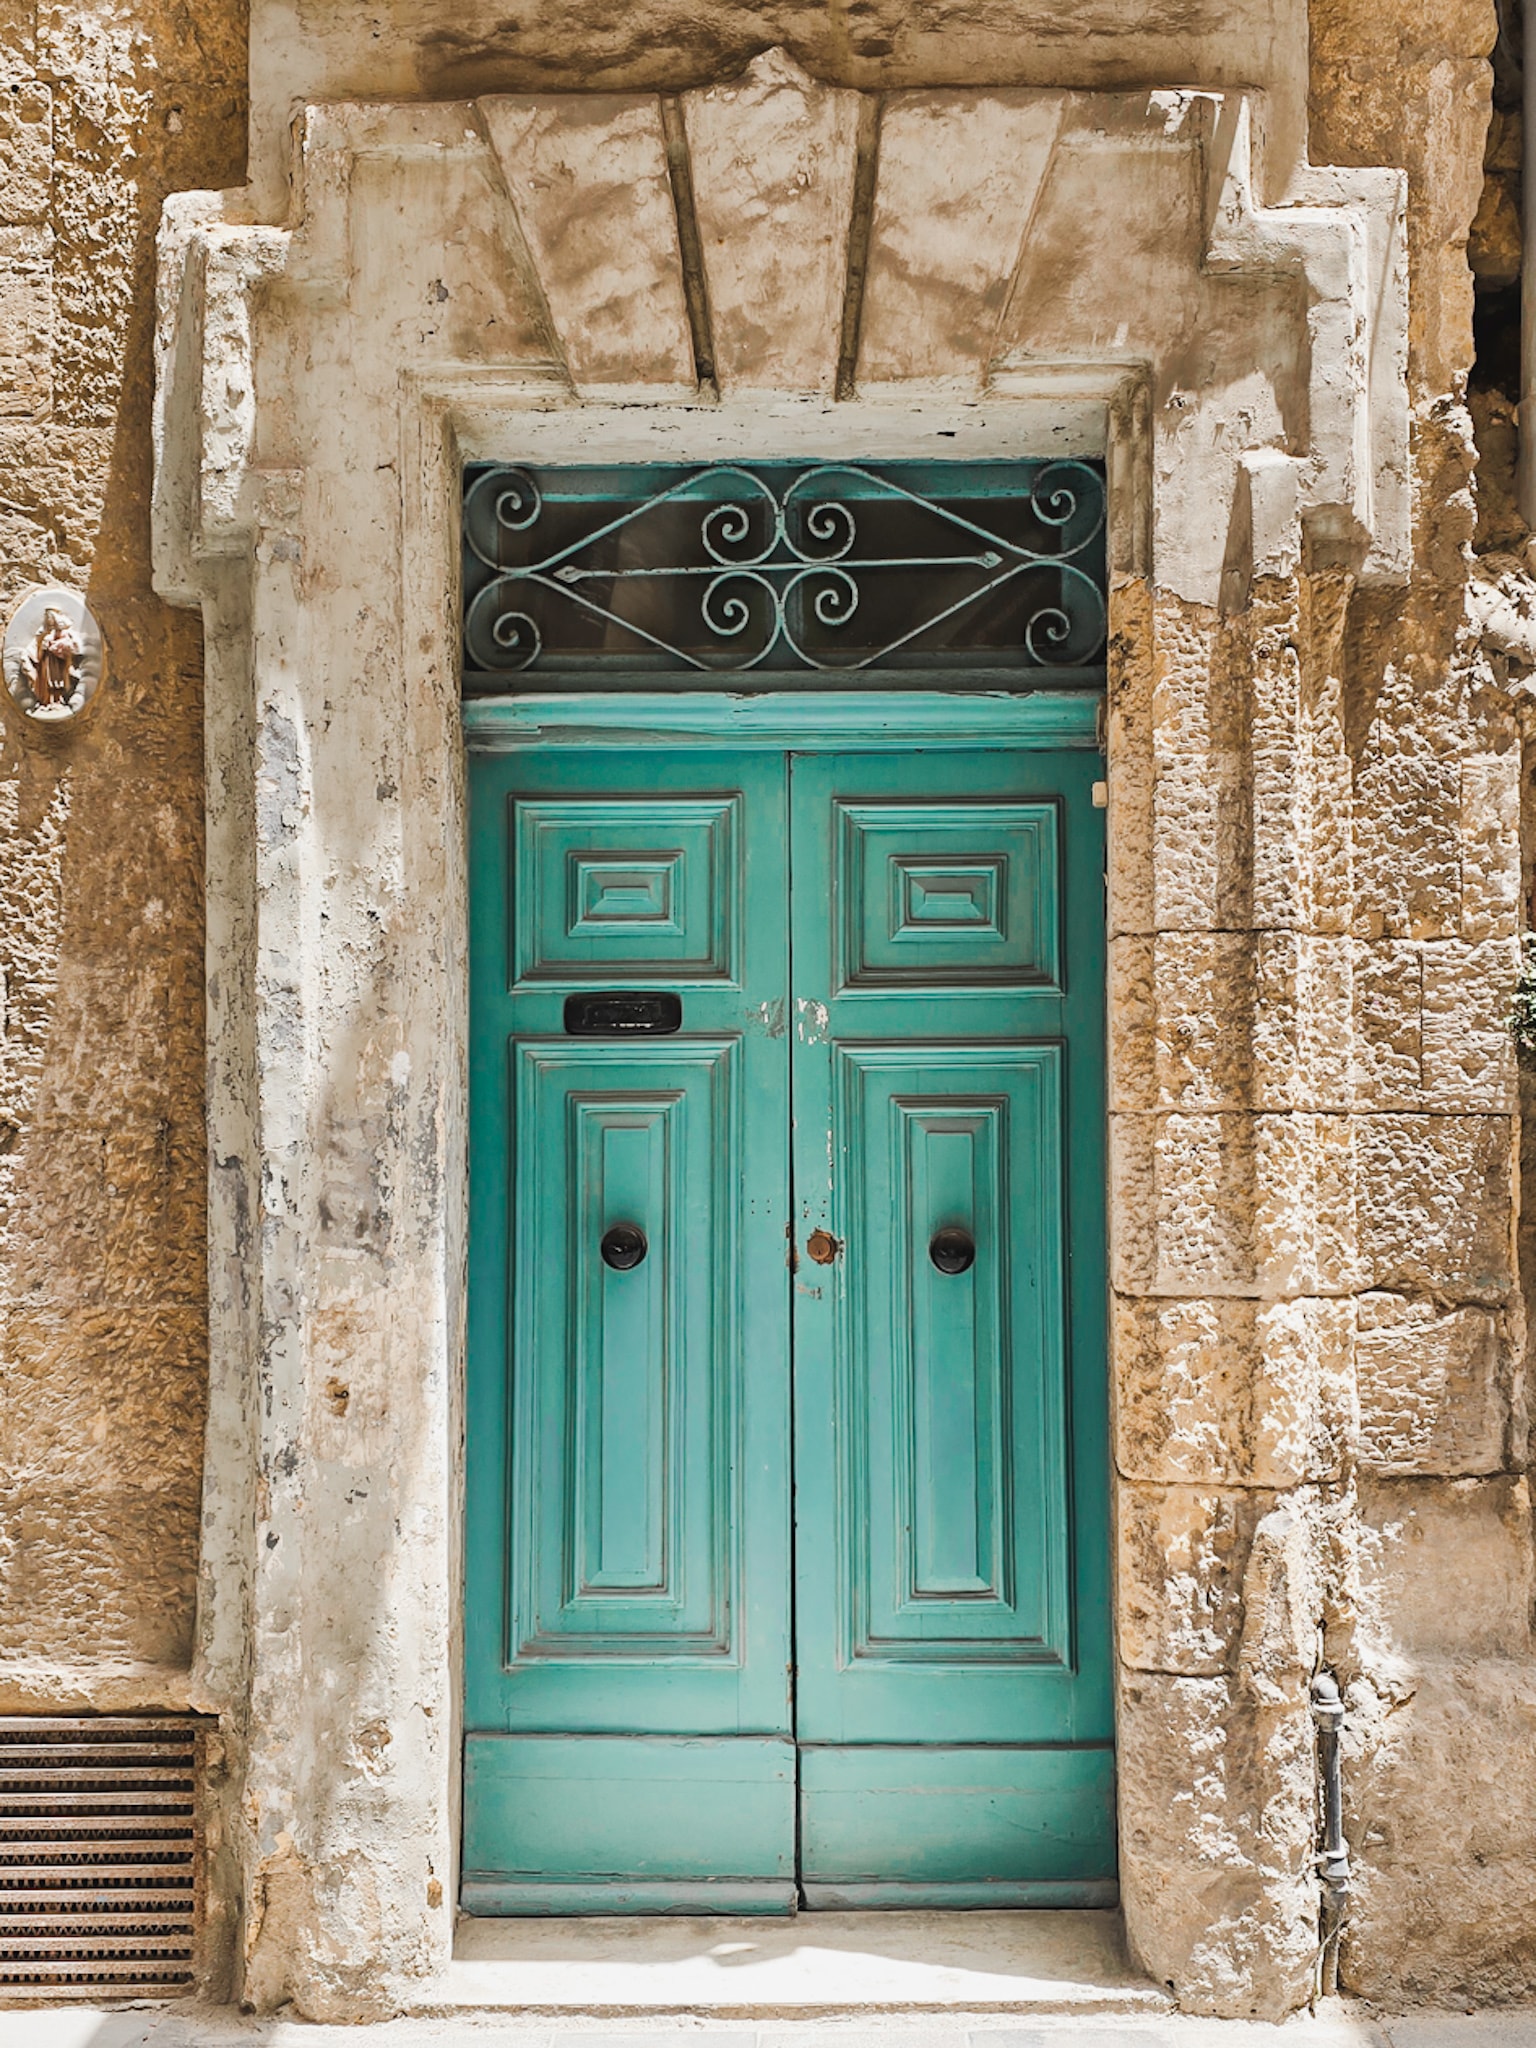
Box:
(798, 1744, 1116, 1906)
(835, 799, 1062, 989)
(463, 1734, 797, 1913)
(509, 1040, 739, 1660)
(827, 1043, 1070, 1676)
(512, 794, 739, 983)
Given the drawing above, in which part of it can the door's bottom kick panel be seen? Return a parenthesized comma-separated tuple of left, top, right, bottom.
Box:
(461, 1878, 1117, 1916)
(461, 1879, 798, 1917)
(463, 1734, 796, 1892)
(798, 1880, 1119, 1910)
(798, 1744, 1117, 1889)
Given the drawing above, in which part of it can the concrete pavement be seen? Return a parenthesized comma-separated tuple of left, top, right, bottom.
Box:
(2, 2008, 1535, 2046)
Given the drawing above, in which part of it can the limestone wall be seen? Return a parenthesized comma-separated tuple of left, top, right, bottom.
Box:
(1110, 0, 1536, 1999)
(0, 0, 1532, 2024)
(1312, 0, 1536, 2004)
(0, 0, 242, 1700)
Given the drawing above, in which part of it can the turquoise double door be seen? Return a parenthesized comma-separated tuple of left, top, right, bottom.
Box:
(464, 733, 1113, 1913)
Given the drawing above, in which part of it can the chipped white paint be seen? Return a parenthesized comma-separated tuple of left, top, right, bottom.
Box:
(795, 996, 830, 1044)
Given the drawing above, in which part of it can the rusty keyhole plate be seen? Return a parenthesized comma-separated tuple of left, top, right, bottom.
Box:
(805, 1229, 841, 1266)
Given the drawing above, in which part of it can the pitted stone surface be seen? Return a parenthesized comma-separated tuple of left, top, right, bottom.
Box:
(1354, 1293, 1511, 1475)
(0, 0, 239, 1700)
(1115, 1294, 1353, 1488)
(1343, 1659, 1536, 2007)
(1117, 1672, 1319, 2017)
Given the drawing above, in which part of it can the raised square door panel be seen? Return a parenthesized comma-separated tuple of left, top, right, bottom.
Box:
(512, 794, 739, 984)
(836, 799, 1061, 990)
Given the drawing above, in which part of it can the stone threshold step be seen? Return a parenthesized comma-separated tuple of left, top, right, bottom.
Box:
(418, 1910, 1169, 2016)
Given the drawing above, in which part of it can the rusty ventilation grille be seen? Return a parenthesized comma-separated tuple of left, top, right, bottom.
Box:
(0, 1717, 201, 2000)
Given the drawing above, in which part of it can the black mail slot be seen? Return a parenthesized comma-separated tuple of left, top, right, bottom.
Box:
(564, 991, 682, 1036)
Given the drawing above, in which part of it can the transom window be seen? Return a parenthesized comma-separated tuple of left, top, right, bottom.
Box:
(461, 459, 1106, 689)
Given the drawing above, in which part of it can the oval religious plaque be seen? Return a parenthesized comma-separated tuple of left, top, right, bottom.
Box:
(3, 585, 106, 723)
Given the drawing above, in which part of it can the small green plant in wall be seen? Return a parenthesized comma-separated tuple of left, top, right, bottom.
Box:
(1511, 934, 1536, 1070)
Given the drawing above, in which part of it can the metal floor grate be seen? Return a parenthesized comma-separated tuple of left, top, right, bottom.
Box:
(0, 1716, 202, 2000)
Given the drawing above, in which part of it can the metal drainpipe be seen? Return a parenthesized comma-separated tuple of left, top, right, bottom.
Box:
(1519, 0, 1536, 525)
(1311, 1671, 1351, 1997)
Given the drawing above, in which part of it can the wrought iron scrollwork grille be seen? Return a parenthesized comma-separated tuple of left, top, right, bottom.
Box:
(461, 458, 1106, 687)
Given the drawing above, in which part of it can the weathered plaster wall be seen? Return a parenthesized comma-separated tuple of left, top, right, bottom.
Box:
(0, 0, 242, 1700)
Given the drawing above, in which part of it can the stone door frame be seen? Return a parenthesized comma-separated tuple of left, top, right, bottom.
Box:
(151, 64, 1410, 2019)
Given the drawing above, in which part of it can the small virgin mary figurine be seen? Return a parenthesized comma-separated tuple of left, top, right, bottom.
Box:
(24, 605, 84, 708)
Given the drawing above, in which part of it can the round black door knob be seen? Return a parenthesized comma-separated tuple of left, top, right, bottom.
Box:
(600, 1223, 648, 1271)
(929, 1226, 975, 1275)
